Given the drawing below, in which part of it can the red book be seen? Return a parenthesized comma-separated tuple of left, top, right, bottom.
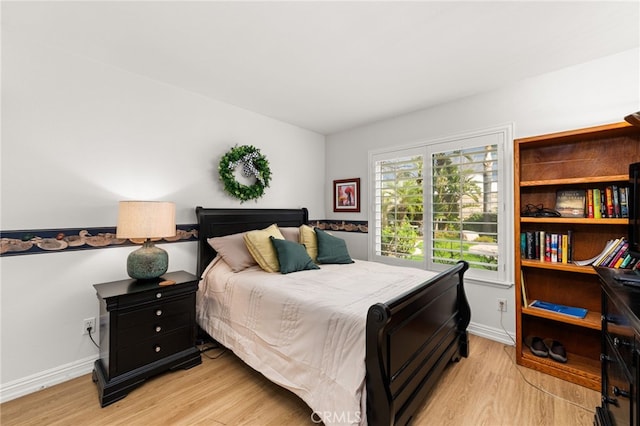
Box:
(545, 233, 551, 262)
(605, 186, 614, 218)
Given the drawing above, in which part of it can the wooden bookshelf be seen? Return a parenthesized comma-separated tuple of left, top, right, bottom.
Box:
(515, 121, 640, 391)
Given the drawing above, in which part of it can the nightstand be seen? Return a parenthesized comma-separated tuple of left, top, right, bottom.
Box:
(92, 271, 202, 407)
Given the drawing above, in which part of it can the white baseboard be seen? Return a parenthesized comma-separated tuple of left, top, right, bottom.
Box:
(0, 355, 97, 404)
(468, 321, 516, 346)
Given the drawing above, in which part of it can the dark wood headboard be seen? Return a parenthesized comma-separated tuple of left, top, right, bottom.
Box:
(195, 207, 309, 278)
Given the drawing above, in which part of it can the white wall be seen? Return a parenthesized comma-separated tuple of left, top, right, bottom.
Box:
(0, 30, 325, 400)
(325, 48, 640, 343)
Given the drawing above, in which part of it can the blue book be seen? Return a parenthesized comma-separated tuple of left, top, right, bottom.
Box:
(529, 300, 588, 319)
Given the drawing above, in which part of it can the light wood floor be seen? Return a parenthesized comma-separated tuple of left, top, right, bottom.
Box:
(1, 334, 599, 425)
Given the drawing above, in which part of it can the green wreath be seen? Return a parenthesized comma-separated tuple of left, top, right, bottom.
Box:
(219, 145, 271, 202)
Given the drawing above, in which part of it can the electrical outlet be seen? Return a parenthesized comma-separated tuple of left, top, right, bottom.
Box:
(497, 298, 507, 312)
(83, 317, 96, 335)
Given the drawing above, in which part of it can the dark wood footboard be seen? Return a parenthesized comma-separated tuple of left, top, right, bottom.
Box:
(365, 260, 470, 426)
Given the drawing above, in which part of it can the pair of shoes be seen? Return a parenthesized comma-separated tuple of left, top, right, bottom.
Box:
(521, 204, 561, 218)
(524, 336, 567, 363)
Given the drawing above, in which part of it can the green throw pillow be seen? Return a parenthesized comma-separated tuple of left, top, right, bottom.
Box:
(269, 236, 320, 274)
(314, 228, 354, 264)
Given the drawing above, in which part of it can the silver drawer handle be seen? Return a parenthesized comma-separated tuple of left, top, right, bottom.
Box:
(156, 309, 162, 316)
(614, 337, 632, 348)
(155, 326, 162, 333)
(156, 292, 162, 299)
(155, 345, 161, 353)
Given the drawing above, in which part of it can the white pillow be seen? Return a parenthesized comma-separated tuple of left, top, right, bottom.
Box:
(207, 232, 257, 272)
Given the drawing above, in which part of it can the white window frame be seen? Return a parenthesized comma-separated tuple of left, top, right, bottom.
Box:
(370, 146, 426, 269)
(368, 124, 514, 287)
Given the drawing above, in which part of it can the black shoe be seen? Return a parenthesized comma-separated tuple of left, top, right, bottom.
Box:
(543, 339, 567, 363)
(525, 336, 548, 357)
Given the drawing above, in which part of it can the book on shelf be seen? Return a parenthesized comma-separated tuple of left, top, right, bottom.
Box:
(561, 234, 568, 263)
(605, 186, 615, 218)
(520, 230, 573, 264)
(601, 241, 628, 268)
(578, 186, 629, 219)
(544, 232, 551, 262)
(574, 237, 628, 267)
(525, 231, 535, 259)
(593, 238, 627, 267)
(520, 270, 528, 307)
(603, 185, 628, 218)
(529, 300, 588, 319)
(556, 189, 586, 218)
(586, 189, 594, 218)
(620, 187, 629, 218)
(593, 188, 602, 219)
(551, 233, 558, 262)
(612, 185, 621, 218)
(573, 239, 616, 266)
(620, 253, 637, 269)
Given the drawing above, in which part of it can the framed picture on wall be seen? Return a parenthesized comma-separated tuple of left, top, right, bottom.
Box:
(333, 178, 360, 212)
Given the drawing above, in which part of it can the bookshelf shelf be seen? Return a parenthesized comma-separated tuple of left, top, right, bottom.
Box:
(515, 121, 640, 391)
(522, 306, 601, 330)
(519, 351, 600, 390)
(520, 259, 598, 274)
(520, 175, 628, 187)
(520, 217, 628, 225)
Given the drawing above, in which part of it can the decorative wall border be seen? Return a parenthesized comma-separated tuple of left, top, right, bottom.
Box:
(0, 225, 198, 257)
(309, 219, 368, 233)
(0, 220, 368, 257)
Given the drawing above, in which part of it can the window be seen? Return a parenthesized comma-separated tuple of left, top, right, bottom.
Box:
(369, 125, 513, 285)
(372, 148, 424, 265)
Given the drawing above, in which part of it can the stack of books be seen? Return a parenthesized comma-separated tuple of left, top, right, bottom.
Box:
(574, 237, 636, 268)
(520, 230, 573, 263)
(556, 187, 629, 219)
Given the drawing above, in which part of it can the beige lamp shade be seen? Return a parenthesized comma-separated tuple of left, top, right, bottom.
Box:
(116, 201, 176, 239)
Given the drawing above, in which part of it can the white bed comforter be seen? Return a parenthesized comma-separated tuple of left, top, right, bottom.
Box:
(196, 257, 438, 426)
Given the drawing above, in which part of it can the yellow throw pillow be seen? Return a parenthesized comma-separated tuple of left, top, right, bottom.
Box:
(243, 224, 285, 272)
(299, 224, 318, 262)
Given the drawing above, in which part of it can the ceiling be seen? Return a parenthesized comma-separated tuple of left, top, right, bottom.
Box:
(3, 1, 639, 135)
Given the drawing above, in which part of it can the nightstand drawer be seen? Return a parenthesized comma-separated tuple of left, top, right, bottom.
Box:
(114, 285, 196, 309)
(115, 327, 193, 375)
(115, 296, 193, 347)
(117, 314, 191, 348)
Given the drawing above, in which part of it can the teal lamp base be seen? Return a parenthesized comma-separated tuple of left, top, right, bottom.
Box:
(127, 240, 168, 280)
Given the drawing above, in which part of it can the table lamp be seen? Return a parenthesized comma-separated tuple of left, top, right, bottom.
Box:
(116, 201, 176, 280)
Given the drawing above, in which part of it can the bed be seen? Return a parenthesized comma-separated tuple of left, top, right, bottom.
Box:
(195, 207, 470, 426)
